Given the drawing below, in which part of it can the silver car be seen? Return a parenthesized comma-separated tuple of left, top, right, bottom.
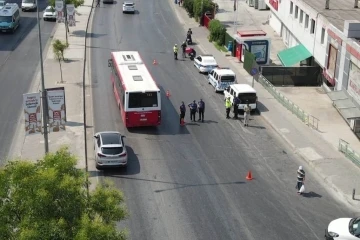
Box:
(43, 6, 57, 21)
(94, 131, 128, 169)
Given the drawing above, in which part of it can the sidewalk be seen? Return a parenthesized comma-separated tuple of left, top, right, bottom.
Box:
(10, 0, 94, 170)
(171, 1, 360, 209)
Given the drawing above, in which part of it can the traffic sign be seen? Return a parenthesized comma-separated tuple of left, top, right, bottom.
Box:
(250, 67, 258, 76)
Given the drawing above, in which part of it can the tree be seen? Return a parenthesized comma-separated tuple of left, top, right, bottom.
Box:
(48, 0, 84, 8)
(183, 0, 194, 17)
(193, 0, 213, 22)
(53, 39, 68, 83)
(0, 147, 128, 240)
(208, 19, 226, 45)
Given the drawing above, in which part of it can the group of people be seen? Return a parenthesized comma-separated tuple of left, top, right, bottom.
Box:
(173, 29, 196, 60)
(225, 97, 252, 127)
(179, 99, 205, 123)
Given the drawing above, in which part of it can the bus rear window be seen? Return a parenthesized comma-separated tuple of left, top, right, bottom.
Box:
(128, 92, 158, 108)
(238, 93, 257, 103)
(220, 75, 235, 82)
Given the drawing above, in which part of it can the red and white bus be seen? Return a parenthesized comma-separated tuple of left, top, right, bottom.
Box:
(108, 51, 161, 127)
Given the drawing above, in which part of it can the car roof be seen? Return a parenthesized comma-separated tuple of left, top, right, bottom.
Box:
(45, 5, 54, 9)
(97, 132, 123, 145)
(124, 1, 134, 4)
(199, 55, 217, 64)
(214, 68, 235, 75)
(231, 84, 256, 94)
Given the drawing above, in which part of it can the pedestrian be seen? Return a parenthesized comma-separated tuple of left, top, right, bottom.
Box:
(188, 100, 198, 122)
(96, 0, 100, 7)
(233, 95, 240, 119)
(296, 166, 306, 195)
(243, 101, 251, 126)
(180, 101, 186, 125)
(225, 97, 231, 119)
(198, 98, 205, 122)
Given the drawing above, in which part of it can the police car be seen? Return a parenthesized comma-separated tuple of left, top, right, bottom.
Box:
(208, 67, 236, 92)
(194, 54, 218, 73)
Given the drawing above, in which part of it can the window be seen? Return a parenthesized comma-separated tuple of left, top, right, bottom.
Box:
(310, 19, 315, 34)
(128, 92, 158, 108)
(305, 14, 309, 28)
(299, 10, 303, 23)
(238, 93, 257, 104)
(295, 6, 298, 18)
(321, 28, 325, 44)
(101, 147, 123, 155)
(220, 75, 235, 82)
(290, 1, 293, 14)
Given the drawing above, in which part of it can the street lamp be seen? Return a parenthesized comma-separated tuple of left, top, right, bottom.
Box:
(35, 0, 49, 153)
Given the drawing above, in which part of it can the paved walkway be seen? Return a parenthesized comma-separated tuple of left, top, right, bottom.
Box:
(10, 0, 94, 170)
(170, 0, 360, 209)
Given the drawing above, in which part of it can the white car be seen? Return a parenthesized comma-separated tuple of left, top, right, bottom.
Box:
(43, 6, 56, 21)
(21, 0, 36, 11)
(122, 1, 135, 13)
(325, 217, 360, 240)
(94, 131, 128, 169)
(194, 54, 218, 73)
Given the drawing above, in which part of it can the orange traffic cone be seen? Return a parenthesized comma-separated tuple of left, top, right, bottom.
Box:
(153, 59, 158, 65)
(166, 90, 170, 98)
(246, 171, 253, 180)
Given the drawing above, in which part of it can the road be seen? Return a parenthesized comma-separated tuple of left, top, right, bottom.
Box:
(90, 1, 351, 239)
(0, 0, 56, 162)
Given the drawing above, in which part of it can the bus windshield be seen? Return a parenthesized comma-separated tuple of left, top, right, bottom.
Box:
(0, 16, 12, 23)
(128, 92, 158, 108)
(220, 75, 235, 82)
(238, 93, 257, 104)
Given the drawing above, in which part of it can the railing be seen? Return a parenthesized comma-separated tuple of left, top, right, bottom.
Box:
(338, 139, 360, 168)
(258, 75, 320, 130)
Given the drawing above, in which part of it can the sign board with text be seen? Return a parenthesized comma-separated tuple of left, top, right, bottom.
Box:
(55, 1, 64, 23)
(23, 93, 42, 135)
(47, 89, 66, 132)
(67, 4, 76, 27)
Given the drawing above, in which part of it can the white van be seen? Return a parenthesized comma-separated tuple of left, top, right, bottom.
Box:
(0, 3, 20, 33)
(21, 0, 36, 11)
(208, 67, 236, 92)
(224, 84, 257, 111)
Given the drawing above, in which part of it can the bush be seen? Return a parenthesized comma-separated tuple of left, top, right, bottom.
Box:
(193, 0, 213, 22)
(183, 0, 194, 17)
(209, 19, 226, 45)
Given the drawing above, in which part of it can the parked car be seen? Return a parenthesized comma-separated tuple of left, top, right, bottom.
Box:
(194, 54, 218, 73)
(94, 131, 128, 169)
(122, 1, 135, 13)
(325, 217, 360, 240)
(21, 0, 36, 11)
(208, 67, 236, 92)
(224, 84, 257, 111)
(43, 6, 57, 21)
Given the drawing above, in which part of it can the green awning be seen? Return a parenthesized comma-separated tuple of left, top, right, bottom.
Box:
(277, 44, 312, 67)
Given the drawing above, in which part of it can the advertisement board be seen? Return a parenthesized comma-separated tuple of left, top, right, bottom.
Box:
(67, 4, 76, 27)
(23, 93, 42, 135)
(47, 89, 66, 132)
(348, 61, 360, 105)
(55, 1, 64, 23)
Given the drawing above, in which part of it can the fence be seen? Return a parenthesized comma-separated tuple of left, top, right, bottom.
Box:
(261, 66, 322, 86)
(338, 139, 360, 168)
(258, 74, 320, 130)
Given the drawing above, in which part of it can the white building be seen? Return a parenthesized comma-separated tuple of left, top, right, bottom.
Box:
(265, 0, 360, 122)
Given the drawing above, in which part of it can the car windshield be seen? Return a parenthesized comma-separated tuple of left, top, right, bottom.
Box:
(0, 16, 12, 23)
(220, 75, 235, 82)
(128, 92, 158, 108)
(349, 217, 360, 236)
(125, 3, 133, 6)
(45, 7, 55, 12)
(22, 0, 34, 3)
(101, 147, 123, 155)
(238, 93, 257, 104)
(101, 133, 121, 145)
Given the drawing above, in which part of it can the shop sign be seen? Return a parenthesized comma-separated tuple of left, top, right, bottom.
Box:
(244, 40, 270, 65)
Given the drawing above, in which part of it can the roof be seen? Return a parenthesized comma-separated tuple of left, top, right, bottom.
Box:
(231, 84, 257, 94)
(301, 0, 360, 31)
(277, 44, 312, 67)
(0, 3, 18, 15)
(112, 51, 159, 92)
(200, 55, 217, 64)
(214, 68, 235, 75)
(99, 132, 122, 146)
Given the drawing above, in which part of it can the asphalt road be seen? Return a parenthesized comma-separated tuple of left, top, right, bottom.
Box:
(0, 0, 56, 162)
(90, 1, 351, 239)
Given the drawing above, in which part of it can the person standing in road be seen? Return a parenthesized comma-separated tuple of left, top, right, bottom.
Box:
(188, 100, 197, 122)
(198, 99, 205, 122)
(296, 166, 306, 195)
(233, 96, 240, 119)
(243, 101, 251, 126)
(225, 97, 232, 119)
(180, 101, 186, 125)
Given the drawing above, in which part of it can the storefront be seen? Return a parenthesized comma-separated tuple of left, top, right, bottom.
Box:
(347, 61, 360, 106)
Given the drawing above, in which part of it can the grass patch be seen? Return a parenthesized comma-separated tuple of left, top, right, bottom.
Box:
(213, 42, 228, 52)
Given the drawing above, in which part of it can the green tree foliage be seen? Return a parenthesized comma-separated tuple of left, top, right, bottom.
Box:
(183, 0, 194, 17)
(208, 19, 226, 45)
(53, 39, 68, 61)
(0, 147, 128, 240)
(48, 0, 84, 8)
(193, 0, 213, 22)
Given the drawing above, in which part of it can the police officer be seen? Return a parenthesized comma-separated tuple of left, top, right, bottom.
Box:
(180, 101, 186, 124)
(233, 95, 240, 119)
(198, 99, 205, 122)
(173, 44, 178, 60)
(225, 97, 232, 119)
(188, 100, 197, 122)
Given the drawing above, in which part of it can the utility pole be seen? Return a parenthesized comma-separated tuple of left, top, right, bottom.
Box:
(233, 0, 237, 34)
(63, 0, 69, 44)
(35, 0, 49, 153)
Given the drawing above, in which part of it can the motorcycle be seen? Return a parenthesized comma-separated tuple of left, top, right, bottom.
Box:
(186, 37, 192, 45)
